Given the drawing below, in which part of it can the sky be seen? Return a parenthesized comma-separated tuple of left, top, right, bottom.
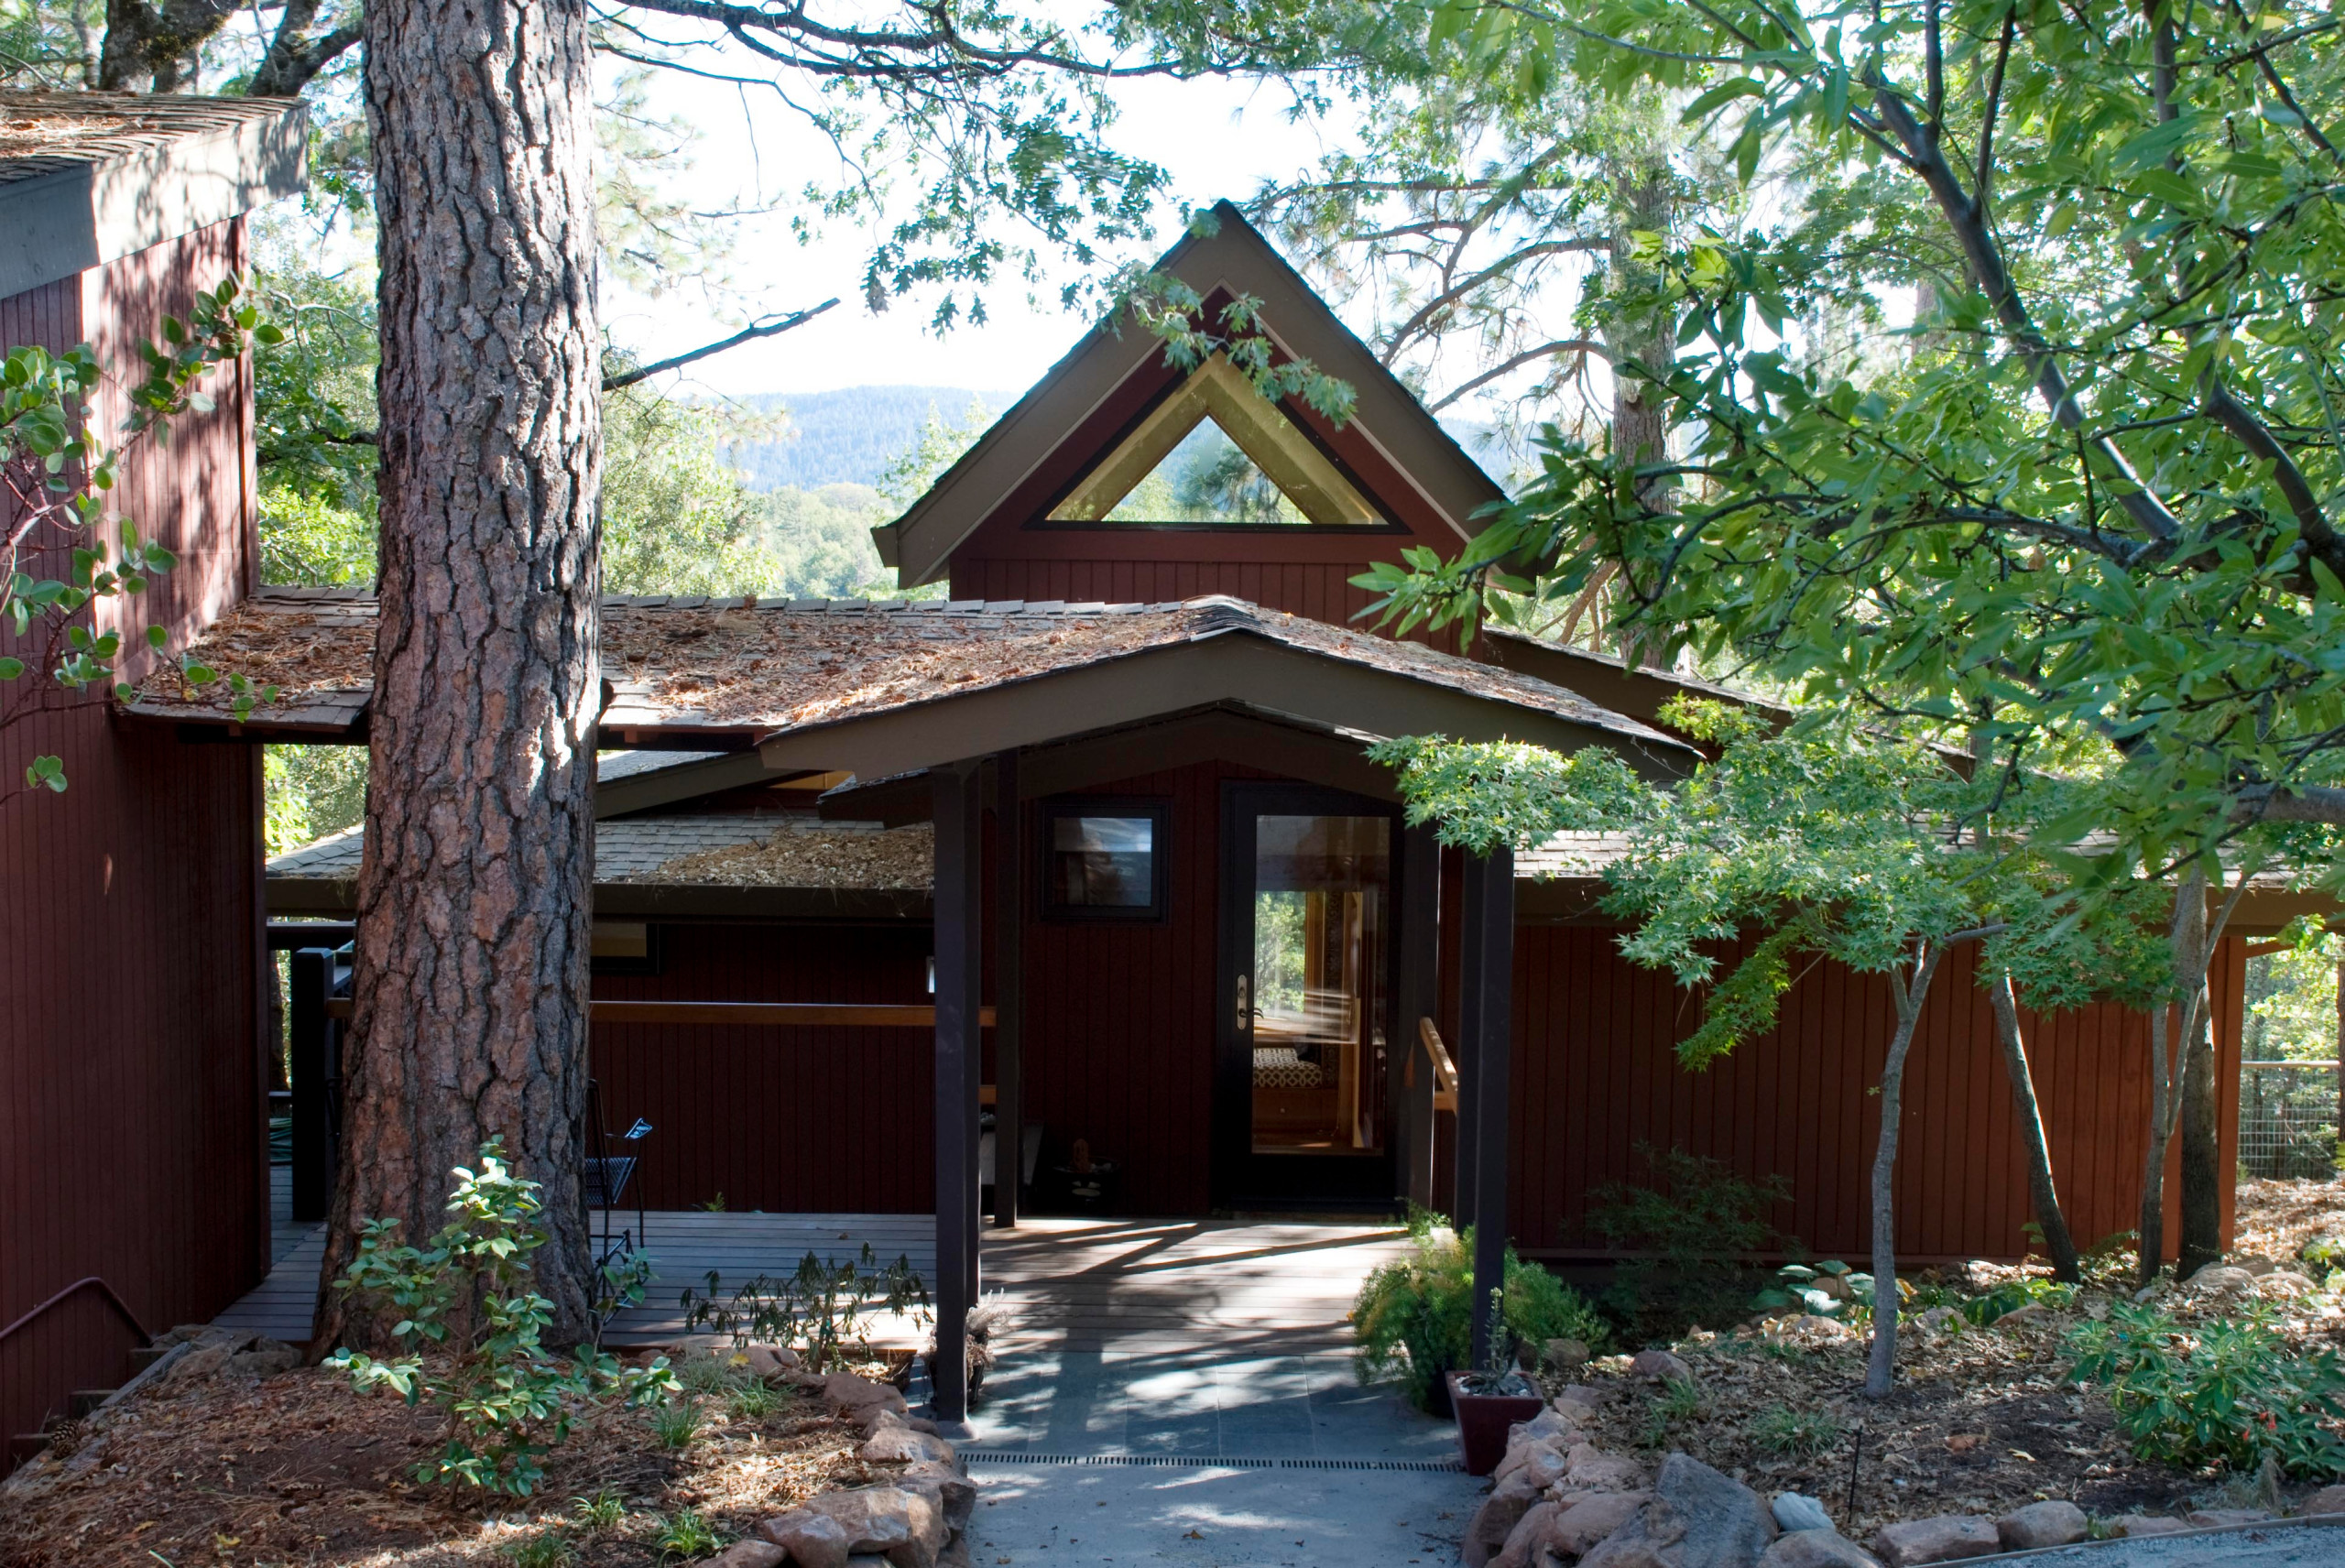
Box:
(602, 62, 1362, 401)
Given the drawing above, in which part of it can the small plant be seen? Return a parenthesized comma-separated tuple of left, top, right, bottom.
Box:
(693, 1192, 728, 1213)
(649, 1398, 705, 1451)
(1750, 1402, 1845, 1459)
(652, 1508, 724, 1561)
(2067, 1303, 2345, 1478)
(678, 1348, 745, 1396)
(572, 1487, 628, 1531)
(726, 1378, 779, 1419)
(499, 1530, 576, 1568)
(324, 1139, 676, 1495)
(1587, 1146, 1792, 1342)
(1752, 1259, 1871, 1321)
(1637, 1375, 1706, 1444)
(1353, 1208, 1609, 1411)
(678, 1246, 932, 1372)
(1961, 1276, 2076, 1326)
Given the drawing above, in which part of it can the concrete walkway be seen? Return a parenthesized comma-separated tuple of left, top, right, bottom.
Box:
(2016, 1522, 2345, 1567)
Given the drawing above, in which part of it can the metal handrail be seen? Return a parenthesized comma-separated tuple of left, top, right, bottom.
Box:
(0, 1277, 151, 1352)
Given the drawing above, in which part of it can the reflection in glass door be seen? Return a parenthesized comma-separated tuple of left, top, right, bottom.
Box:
(1249, 814, 1390, 1157)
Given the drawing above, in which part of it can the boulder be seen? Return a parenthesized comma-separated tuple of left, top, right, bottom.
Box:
(821, 1371, 910, 1421)
(1547, 1339, 1595, 1373)
(760, 1510, 853, 1568)
(161, 1344, 231, 1386)
(1551, 1492, 1651, 1557)
(229, 1341, 302, 1377)
(896, 1459, 977, 1533)
(1579, 1454, 1772, 1568)
(1465, 1474, 1546, 1568)
(1772, 1497, 1833, 1534)
(2263, 1271, 2318, 1294)
(1914, 1308, 1959, 1336)
(2186, 1508, 2273, 1528)
(1994, 1501, 2086, 1550)
(1760, 1532, 1880, 1568)
(2233, 1255, 2277, 1277)
(1495, 1501, 1565, 1568)
(860, 1420, 958, 1467)
(1630, 1350, 1694, 1384)
(1870, 1516, 1999, 1566)
(1497, 1441, 1569, 1493)
(1525, 1409, 1585, 1447)
(1566, 1449, 1649, 1493)
(2186, 1265, 2256, 1294)
(714, 1543, 789, 1568)
(2297, 1486, 2345, 1518)
(760, 1486, 945, 1568)
(744, 1345, 802, 1381)
(2109, 1516, 2187, 1538)
(1553, 1387, 1609, 1420)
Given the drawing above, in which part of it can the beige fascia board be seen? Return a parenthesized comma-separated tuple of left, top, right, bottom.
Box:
(753, 631, 1689, 782)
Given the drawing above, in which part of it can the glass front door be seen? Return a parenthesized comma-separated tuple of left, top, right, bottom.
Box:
(1216, 785, 1401, 1208)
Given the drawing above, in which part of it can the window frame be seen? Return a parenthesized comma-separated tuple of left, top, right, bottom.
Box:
(1037, 796, 1172, 924)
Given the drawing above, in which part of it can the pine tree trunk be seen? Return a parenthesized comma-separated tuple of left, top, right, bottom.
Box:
(1867, 943, 1945, 1400)
(1607, 158, 1676, 513)
(312, 0, 603, 1354)
(1987, 972, 2080, 1281)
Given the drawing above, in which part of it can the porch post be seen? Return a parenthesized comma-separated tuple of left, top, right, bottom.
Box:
(1398, 824, 1440, 1213)
(1464, 847, 1515, 1368)
(932, 762, 983, 1421)
(1453, 858, 1482, 1235)
(993, 748, 1023, 1228)
(289, 947, 336, 1223)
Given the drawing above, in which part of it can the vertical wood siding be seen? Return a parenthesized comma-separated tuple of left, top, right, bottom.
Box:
(0, 222, 264, 1462)
(1506, 924, 2245, 1262)
(589, 924, 938, 1213)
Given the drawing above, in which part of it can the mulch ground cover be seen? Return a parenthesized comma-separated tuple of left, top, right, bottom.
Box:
(0, 1348, 883, 1568)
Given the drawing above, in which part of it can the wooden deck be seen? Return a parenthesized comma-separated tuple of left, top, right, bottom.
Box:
(213, 1212, 1410, 1357)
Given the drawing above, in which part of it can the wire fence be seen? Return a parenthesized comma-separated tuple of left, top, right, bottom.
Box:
(2239, 1062, 2341, 1180)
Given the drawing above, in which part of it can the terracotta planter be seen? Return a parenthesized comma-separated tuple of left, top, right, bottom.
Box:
(1447, 1370, 1543, 1476)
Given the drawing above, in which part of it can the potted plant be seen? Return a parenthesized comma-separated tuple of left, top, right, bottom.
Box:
(1445, 1292, 1545, 1475)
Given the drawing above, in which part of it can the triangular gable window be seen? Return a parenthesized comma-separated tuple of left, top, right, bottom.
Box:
(1047, 354, 1384, 528)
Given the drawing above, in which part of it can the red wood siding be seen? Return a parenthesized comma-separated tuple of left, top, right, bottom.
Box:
(589, 924, 937, 1213)
(1505, 924, 2245, 1264)
(1, 220, 265, 1462)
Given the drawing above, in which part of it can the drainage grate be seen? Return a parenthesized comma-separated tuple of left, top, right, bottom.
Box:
(960, 1450, 1462, 1473)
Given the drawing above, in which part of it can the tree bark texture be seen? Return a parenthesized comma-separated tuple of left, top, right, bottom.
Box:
(2138, 1002, 2176, 1287)
(2173, 867, 2225, 1279)
(1606, 158, 1676, 513)
(1867, 944, 1945, 1400)
(1986, 972, 2080, 1281)
(313, 0, 603, 1353)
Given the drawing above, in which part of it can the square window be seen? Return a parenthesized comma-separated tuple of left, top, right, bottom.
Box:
(1041, 799, 1169, 921)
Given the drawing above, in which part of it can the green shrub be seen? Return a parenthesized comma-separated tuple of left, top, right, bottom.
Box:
(2066, 1303, 2345, 1478)
(572, 1487, 628, 1531)
(1750, 1402, 1845, 1458)
(649, 1398, 704, 1451)
(1961, 1277, 2075, 1326)
(499, 1530, 576, 1568)
(726, 1379, 779, 1420)
(678, 1247, 931, 1372)
(653, 1508, 724, 1561)
(1588, 1146, 1791, 1343)
(1353, 1207, 1609, 1411)
(325, 1139, 675, 1495)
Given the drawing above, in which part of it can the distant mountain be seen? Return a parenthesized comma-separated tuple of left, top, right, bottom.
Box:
(729, 387, 1012, 492)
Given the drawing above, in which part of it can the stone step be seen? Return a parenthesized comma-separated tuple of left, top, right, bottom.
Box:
(67, 1389, 116, 1419)
(7, 1432, 52, 1465)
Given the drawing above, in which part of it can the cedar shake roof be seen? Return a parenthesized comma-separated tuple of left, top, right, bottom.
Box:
(126, 588, 1699, 771)
(874, 201, 1509, 585)
(0, 91, 305, 299)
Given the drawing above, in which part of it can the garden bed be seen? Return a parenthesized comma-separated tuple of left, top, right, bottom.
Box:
(0, 1343, 889, 1568)
(1528, 1177, 2345, 1541)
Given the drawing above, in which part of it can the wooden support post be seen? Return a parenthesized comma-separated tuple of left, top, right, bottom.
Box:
(994, 748, 1023, 1229)
(1464, 847, 1515, 1369)
(289, 948, 336, 1223)
(931, 763, 983, 1422)
(1398, 824, 1440, 1213)
(1454, 862, 1483, 1236)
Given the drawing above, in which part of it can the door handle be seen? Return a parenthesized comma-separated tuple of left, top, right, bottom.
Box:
(1235, 973, 1250, 1034)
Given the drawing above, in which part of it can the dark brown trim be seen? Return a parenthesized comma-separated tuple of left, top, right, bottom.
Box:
(1017, 706, 1395, 801)
(993, 750, 1023, 1230)
(1461, 847, 1514, 1365)
(930, 762, 983, 1421)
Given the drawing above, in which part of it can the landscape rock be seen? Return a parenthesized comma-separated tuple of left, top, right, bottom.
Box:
(714, 1543, 788, 1568)
(1870, 1514, 1999, 1566)
(228, 1341, 302, 1377)
(2186, 1265, 2256, 1294)
(2263, 1271, 2318, 1295)
(1914, 1308, 1959, 1336)
(2110, 1516, 2187, 1538)
(2186, 1508, 2272, 1528)
(1772, 1497, 1833, 1534)
(1760, 1531, 1881, 1568)
(1546, 1338, 1594, 1372)
(1495, 1501, 1565, 1568)
(1629, 1349, 1694, 1384)
(760, 1486, 945, 1568)
(896, 1458, 977, 1532)
(1579, 1454, 1772, 1568)
(1565, 1447, 1649, 1493)
(821, 1371, 910, 1421)
(1465, 1473, 1546, 1568)
(1496, 1439, 1568, 1493)
(2233, 1255, 2276, 1277)
(1550, 1492, 1651, 1556)
(743, 1345, 802, 1380)
(1995, 1500, 2087, 1550)
(2297, 1486, 2345, 1517)
(1991, 1302, 2046, 1326)
(1553, 1388, 1609, 1423)
(861, 1421, 958, 1466)
(160, 1344, 231, 1386)
(1524, 1409, 1584, 1447)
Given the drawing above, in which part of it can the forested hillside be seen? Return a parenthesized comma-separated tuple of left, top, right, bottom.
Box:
(730, 387, 1009, 490)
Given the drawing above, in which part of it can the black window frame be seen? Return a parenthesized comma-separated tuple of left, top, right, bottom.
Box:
(1037, 796, 1172, 923)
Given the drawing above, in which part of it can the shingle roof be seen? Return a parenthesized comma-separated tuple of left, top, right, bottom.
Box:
(0, 90, 299, 184)
(129, 589, 1693, 757)
(267, 813, 926, 890)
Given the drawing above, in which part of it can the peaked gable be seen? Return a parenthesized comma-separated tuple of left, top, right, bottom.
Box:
(875, 201, 1506, 590)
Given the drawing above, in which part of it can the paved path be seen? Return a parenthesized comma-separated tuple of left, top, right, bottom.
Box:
(2018, 1522, 2345, 1567)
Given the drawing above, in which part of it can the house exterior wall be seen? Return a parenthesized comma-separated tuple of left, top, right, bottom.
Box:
(1496, 923, 2243, 1264)
(0, 216, 265, 1462)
